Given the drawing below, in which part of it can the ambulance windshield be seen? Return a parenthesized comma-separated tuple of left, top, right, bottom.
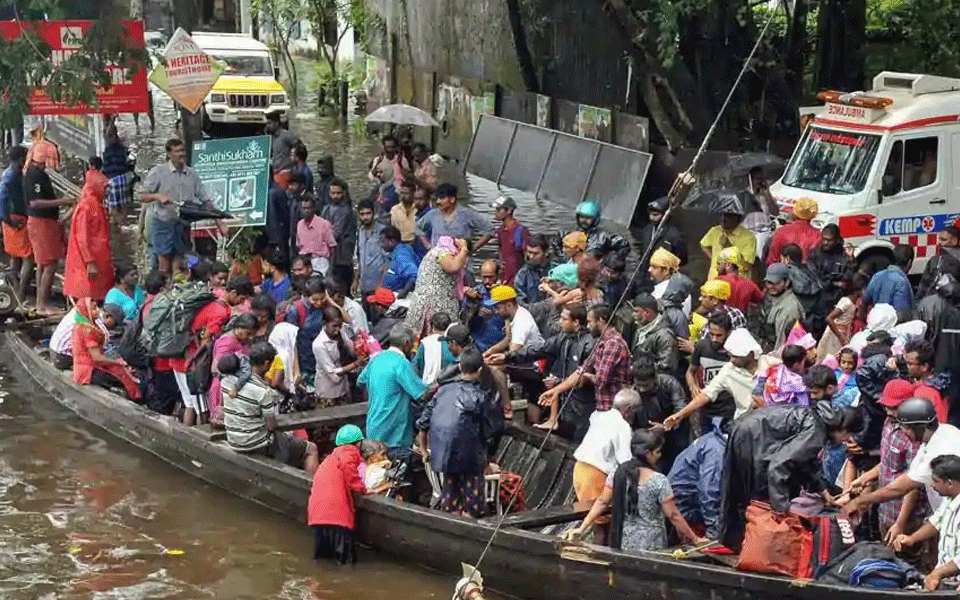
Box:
(781, 126, 882, 195)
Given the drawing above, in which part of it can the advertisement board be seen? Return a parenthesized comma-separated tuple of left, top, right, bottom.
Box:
(191, 135, 270, 228)
(0, 20, 149, 114)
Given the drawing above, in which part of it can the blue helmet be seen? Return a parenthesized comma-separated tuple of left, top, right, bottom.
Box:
(575, 200, 601, 219)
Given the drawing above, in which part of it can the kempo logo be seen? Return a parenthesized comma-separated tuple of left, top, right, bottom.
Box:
(60, 26, 82, 48)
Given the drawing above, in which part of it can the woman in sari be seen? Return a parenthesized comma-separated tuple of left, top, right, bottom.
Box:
(403, 236, 468, 338)
(71, 298, 141, 400)
(63, 173, 112, 301)
(208, 313, 258, 423)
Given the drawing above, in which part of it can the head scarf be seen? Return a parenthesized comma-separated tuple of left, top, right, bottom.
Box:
(433, 236, 466, 298)
(562, 231, 587, 253)
(268, 322, 300, 393)
(793, 197, 819, 221)
(848, 304, 899, 352)
(701, 279, 731, 301)
(548, 263, 579, 287)
(650, 247, 680, 271)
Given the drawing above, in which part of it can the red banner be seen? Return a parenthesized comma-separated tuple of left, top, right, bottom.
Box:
(0, 20, 149, 115)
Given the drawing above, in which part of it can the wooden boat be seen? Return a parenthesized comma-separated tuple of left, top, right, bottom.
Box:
(6, 330, 945, 600)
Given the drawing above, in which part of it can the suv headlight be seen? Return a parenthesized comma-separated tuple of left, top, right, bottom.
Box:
(271, 93, 286, 104)
(210, 93, 226, 103)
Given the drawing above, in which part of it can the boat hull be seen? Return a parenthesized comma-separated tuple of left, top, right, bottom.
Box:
(6, 332, 946, 600)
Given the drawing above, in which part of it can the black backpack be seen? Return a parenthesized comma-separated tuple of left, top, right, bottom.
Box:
(118, 305, 150, 369)
(810, 512, 857, 579)
(815, 542, 921, 587)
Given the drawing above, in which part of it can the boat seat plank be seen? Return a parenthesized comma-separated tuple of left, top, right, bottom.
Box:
(490, 502, 591, 529)
(275, 402, 368, 431)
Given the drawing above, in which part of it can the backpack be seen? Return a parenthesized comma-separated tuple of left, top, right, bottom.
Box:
(140, 283, 216, 358)
(185, 342, 214, 395)
(815, 542, 921, 587)
(118, 305, 150, 369)
(809, 512, 857, 579)
(848, 559, 911, 589)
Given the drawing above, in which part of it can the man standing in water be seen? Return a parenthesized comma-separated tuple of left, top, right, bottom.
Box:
(24, 149, 74, 314)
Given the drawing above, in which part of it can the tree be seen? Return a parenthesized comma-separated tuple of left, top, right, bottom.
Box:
(251, 0, 305, 99)
(0, 0, 147, 130)
(304, 0, 368, 102)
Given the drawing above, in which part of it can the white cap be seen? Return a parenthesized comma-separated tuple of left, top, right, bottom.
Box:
(724, 328, 762, 358)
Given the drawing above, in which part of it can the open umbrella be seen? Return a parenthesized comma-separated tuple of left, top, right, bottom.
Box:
(365, 103, 439, 127)
(180, 202, 233, 223)
(703, 152, 786, 187)
(682, 188, 751, 215)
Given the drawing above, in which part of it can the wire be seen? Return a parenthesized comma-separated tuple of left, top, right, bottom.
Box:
(465, 2, 781, 581)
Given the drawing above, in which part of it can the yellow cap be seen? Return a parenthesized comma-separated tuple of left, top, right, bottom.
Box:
(793, 197, 819, 220)
(650, 247, 680, 270)
(717, 246, 742, 266)
(490, 285, 518, 303)
(562, 231, 587, 251)
(701, 279, 731, 301)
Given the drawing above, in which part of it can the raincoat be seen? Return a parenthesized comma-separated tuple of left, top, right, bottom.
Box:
(719, 402, 840, 550)
(417, 378, 500, 475)
(63, 178, 113, 301)
(668, 422, 727, 539)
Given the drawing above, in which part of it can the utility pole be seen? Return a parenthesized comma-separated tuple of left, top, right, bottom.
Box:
(172, 0, 203, 164)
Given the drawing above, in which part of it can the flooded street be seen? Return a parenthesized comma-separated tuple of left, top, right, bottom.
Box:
(0, 347, 461, 599)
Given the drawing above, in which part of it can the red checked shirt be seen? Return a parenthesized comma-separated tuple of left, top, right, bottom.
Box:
(581, 327, 631, 411)
(878, 418, 926, 529)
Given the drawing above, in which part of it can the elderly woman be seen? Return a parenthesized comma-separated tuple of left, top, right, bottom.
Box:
(71, 298, 141, 400)
(404, 236, 468, 338)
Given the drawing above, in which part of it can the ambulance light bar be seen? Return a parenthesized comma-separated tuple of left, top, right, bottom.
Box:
(817, 90, 893, 110)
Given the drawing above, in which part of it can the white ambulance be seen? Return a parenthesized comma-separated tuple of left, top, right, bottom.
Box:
(769, 71, 960, 274)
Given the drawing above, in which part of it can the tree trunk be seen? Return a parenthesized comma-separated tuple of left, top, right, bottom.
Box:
(505, 0, 539, 93)
(815, 0, 866, 92)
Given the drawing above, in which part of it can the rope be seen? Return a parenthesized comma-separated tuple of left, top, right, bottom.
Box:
(466, 2, 781, 577)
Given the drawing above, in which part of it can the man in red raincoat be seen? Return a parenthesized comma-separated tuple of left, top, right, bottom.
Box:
(64, 169, 113, 301)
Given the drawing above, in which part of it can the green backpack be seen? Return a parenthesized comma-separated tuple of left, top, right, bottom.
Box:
(140, 283, 217, 358)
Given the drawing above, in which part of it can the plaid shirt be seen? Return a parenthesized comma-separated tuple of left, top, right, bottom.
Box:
(105, 172, 136, 212)
(878, 418, 926, 528)
(699, 305, 747, 340)
(581, 327, 631, 411)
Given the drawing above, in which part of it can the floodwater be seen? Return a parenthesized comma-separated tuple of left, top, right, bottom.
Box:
(1, 60, 527, 600)
(0, 348, 463, 600)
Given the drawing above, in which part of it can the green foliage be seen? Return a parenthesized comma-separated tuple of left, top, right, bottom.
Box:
(252, 0, 305, 97)
(0, 8, 147, 130)
(865, 0, 960, 78)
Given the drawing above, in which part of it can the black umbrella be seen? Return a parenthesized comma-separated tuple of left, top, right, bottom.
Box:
(682, 188, 751, 215)
(707, 152, 785, 182)
(180, 202, 233, 223)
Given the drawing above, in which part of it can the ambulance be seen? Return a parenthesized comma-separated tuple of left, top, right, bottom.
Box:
(769, 71, 960, 274)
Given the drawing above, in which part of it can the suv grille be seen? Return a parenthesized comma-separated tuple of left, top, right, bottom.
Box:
(228, 93, 269, 108)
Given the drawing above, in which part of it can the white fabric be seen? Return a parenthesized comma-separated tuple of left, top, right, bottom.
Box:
(174, 370, 207, 412)
(363, 459, 391, 489)
(343, 297, 369, 338)
(420, 333, 443, 385)
(573, 409, 633, 475)
(724, 327, 762, 358)
(702, 362, 760, 419)
(268, 322, 299, 392)
(509, 306, 544, 349)
(652, 279, 692, 316)
(312, 329, 351, 398)
(908, 423, 960, 511)
(310, 256, 330, 277)
(49, 309, 77, 355)
(929, 492, 960, 569)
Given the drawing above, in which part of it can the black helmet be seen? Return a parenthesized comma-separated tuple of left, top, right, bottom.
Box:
(897, 397, 937, 427)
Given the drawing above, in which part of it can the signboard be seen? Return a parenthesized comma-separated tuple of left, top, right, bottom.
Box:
(149, 27, 223, 113)
(577, 105, 612, 141)
(823, 102, 884, 124)
(192, 135, 270, 228)
(42, 114, 105, 159)
(0, 20, 149, 115)
(470, 93, 495, 132)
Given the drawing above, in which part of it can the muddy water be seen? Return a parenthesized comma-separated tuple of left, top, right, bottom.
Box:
(0, 350, 465, 599)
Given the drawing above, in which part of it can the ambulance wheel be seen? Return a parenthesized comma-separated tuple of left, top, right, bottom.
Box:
(0, 284, 16, 316)
(858, 250, 892, 275)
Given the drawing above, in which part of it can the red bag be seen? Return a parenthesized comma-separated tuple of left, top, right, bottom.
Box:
(737, 501, 813, 579)
(499, 472, 526, 513)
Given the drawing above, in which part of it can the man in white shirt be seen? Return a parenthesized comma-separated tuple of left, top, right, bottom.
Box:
(664, 328, 762, 430)
(571, 389, 638, 542)
(843, 397, 960, 517)
(483, 284, 545, 355)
